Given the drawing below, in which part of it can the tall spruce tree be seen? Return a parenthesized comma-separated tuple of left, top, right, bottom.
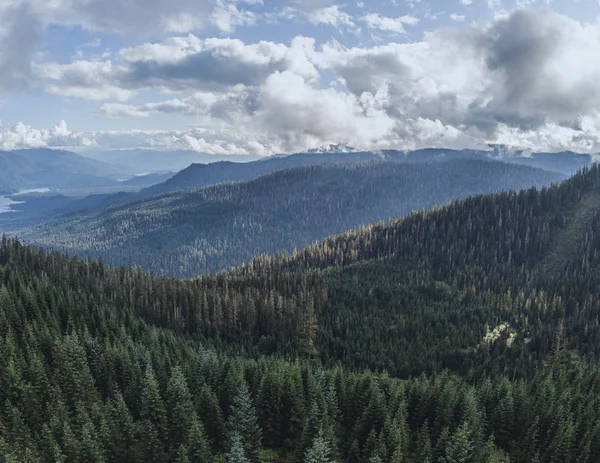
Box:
(228, 381, 262, 463)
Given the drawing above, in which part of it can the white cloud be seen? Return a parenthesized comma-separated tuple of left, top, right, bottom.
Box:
(0, 120, 95, 150)
(0, 3, 43, 92)
(37, 36, 312, 100)
(5, 7, 600, 154)
(450, 13, 465, 21)
(307, 5, 354, 28)
(211, 1, 256, 33)
(362, 13, 419, 33)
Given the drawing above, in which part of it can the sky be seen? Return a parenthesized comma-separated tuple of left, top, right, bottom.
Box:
(0, 0, 600, 155)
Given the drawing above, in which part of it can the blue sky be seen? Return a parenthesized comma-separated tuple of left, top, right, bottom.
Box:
(0, 0, 599, 154)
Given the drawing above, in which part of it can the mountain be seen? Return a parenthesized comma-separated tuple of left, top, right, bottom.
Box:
(142, 151, 401, 196)
(486, 145, 594, 174)
(119, 172, 175, 188)
(3, 165, 600, 462)
(21, 159, 563, 277)
(81, 148, 262, 174)
(0, 148, 126, 194)
(144, 148, 592, 197)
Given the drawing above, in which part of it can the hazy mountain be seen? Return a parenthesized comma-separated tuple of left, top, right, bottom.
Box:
(503, 150, 594, 174)
(142, 151, 394, 196)
(0, 148, 126, 194)
(119, 172, 175, 187)
(144, 148, 593, 196)
(22, 159, 563, 277)
(81, 149, 262, 174)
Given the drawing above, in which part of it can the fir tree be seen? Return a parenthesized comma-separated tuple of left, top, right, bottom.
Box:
(228, 432, 250, 463)
(228, 381, 262, 463)
(304, 432, 334, 463)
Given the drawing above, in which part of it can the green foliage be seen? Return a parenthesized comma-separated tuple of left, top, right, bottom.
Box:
(227, 432, 250, 463)
(228, 382, 262, 463)
(5, 164, 600, 462)
(304, 432, 334, 463)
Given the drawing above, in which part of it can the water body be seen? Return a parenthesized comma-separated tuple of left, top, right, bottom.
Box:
(0, 188, 50, 214)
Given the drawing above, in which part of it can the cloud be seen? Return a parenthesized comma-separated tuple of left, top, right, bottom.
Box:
(362, 13, 420, 33)
(0, 120, 271, 154)
(0, 120, 95, 150)
(470, 9, 600, 133)
(98, 92, 226, 118)
(307, 5, 355, 28)
(37, 36, 316, 99)
(24, 0, 212, 36)
(0, 3, 43, 92)
(8, 7, 600, 154)
(253, 70, 395, 151)
(212, 1, 256, 33)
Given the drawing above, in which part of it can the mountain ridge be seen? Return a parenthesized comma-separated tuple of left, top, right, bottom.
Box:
(20, 158, 563, 278)
(0, 148, 126, 194)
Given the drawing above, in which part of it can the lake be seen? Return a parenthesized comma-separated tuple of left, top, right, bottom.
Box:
(0, 188, 50, 214)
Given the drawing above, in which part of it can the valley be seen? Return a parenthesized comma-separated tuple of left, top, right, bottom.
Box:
(0, 146, 599, 463)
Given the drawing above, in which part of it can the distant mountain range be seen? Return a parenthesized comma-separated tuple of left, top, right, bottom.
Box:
(119, 172, 175, 188)
(80, 149, 262, 174)
(144, 148, 595, 197)
(1, 147, 587, 232)
(0, 148, 127, 194)
(21, 158, 564, 278)
(0, 146, 594, 197)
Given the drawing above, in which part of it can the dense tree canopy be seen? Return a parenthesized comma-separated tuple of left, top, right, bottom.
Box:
(3, 164, 600, 461)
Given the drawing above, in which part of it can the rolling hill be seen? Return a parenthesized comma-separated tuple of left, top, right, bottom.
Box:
(21, 159, 563, 277)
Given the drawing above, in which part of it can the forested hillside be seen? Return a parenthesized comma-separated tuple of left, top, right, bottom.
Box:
(146, 149, 590, 196)
(21, 159, 562, 278)
(3, 165, 600, 461)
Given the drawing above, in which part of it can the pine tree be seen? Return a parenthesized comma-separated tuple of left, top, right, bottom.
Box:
(166, 366, 196, 446)
(415, 421, 432, 463)
(141, 362, 167, 437)
(176, 444, 190, 463)
(228, 432, 250, 463)
(187, 416, 211, 463)
(197, 383, 225, 449)
(257, 370, 282, 448)
(77, 421, 104, 463)
(299, 300, 318, 357)
(106, 391, 135, 462)
(228, 381, 262, 463)
(441, 422, 474, 463)
(304, 432, 334, 463)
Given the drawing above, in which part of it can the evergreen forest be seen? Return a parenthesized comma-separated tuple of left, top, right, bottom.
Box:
(3, 164, 600, 461)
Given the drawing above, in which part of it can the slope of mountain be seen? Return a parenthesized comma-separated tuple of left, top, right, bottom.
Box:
(82, 148, 262, 173)
(119, 171, 175, 187)
(144, 148, 592, 197)
(3, 148, 585, 225)
(3, 165, 600, 462)
(502, 150, 593, 174)
(22, 159, 563, 277)
(142, 151, 402, 196)
(0, 148, 126, 194)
